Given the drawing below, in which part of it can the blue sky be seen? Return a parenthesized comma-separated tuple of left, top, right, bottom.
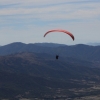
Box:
(0, 0, 100, 45)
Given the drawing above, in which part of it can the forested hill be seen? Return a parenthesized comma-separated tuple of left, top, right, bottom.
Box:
(0, 42, 100, 61)
(0, 43, 100, 99)
(0, 52, 100, 99)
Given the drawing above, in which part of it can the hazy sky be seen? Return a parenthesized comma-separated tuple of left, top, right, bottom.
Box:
(0, 0, 100, 45)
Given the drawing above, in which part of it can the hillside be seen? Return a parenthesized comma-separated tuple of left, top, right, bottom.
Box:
(0, 42, 100, 62)
(0, 52, 100, 99)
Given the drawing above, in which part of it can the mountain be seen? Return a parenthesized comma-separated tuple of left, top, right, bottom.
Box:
(34, 42, 66, 47)
(87, 43, 100, 46)
(0, 52, 100, 99)
(0, 42, 100, 62)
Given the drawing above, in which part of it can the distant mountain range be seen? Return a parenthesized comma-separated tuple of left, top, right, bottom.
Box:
(87, 43, 100, 46)
(0, 42, 100, 62)
(0, 42, 100, 99)
(34, 42, 66, 47)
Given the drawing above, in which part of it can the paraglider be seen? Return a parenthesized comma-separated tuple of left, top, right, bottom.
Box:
(44, 29, 74, 41)
(44, 29, 75, 59)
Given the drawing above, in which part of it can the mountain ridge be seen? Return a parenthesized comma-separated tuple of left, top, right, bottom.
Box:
(0, 42, 100, 62)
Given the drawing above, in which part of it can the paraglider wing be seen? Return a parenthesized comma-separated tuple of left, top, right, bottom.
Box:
(44, 29, 74, 40)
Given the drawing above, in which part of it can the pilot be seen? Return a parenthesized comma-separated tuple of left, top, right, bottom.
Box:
(56, 55, 59, 59)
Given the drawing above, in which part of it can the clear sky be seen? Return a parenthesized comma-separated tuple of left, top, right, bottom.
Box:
(0, 0, 100, 45)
